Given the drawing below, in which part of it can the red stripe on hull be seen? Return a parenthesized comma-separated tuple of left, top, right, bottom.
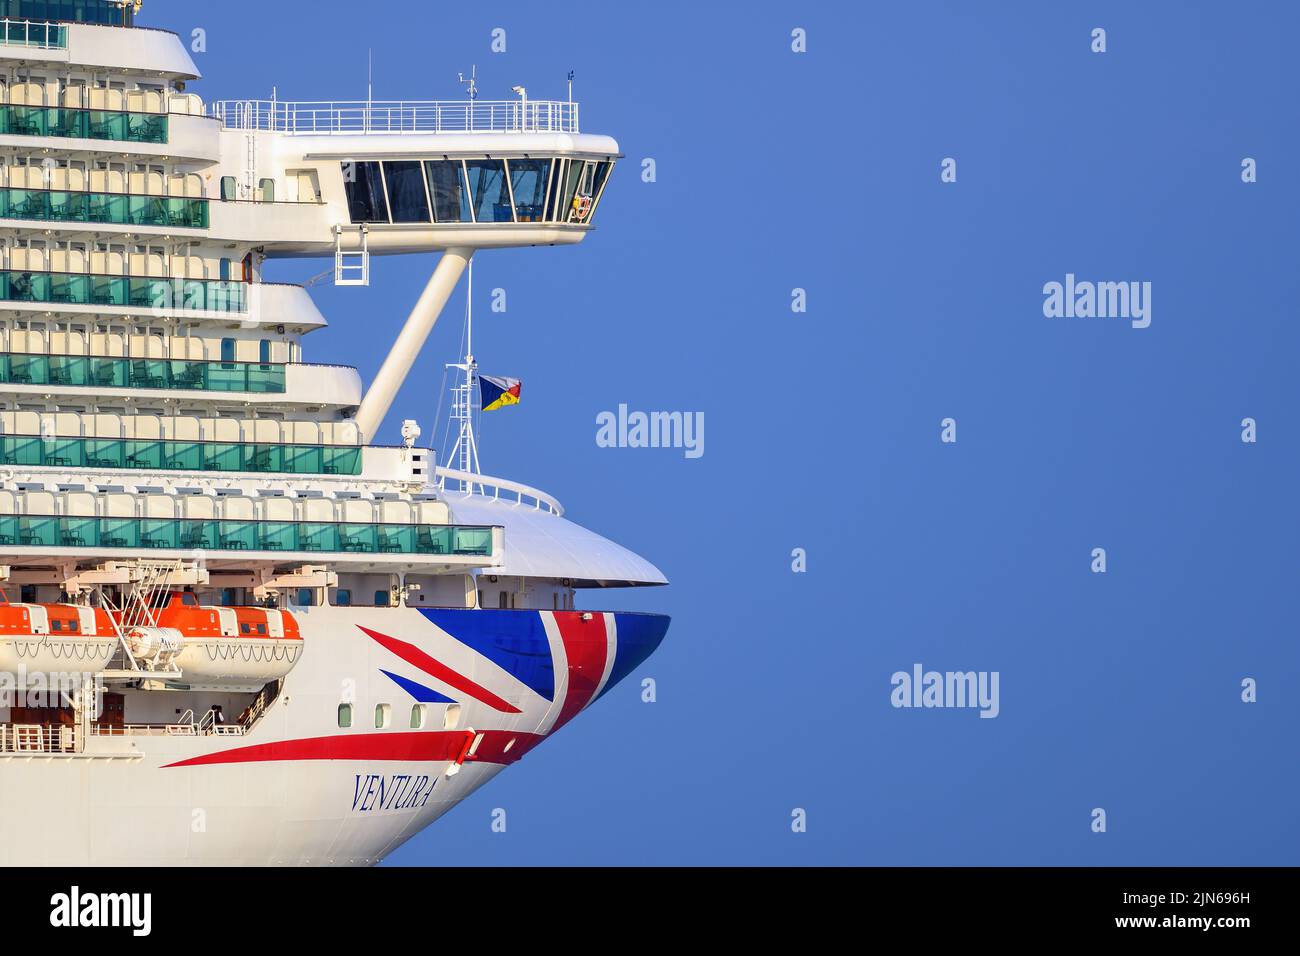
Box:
(551, 612, 610, 732)
(358, 625, 521, 714)
(162, 730, 475, 768)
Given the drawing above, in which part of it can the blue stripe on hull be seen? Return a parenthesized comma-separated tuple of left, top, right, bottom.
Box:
(419, 608, 556, 701)
(600, 612, 671, 701)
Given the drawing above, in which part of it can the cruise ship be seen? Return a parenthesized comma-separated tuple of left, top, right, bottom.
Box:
(0, 1, 669, 866)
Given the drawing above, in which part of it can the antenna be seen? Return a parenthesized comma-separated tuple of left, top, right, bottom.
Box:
(458, 65, 478, 101)
(366, 49, 373, 133)
(442, 260, 481, 489)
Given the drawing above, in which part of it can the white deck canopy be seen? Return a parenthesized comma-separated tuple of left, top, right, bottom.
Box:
(444, 491, 666, 589)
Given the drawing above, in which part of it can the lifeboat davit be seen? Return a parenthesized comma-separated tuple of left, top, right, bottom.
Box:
(0, 590, 118, 673)
(147, 592, 303, 688)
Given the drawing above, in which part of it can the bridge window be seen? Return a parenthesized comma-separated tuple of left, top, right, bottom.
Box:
(508, 159, 551, 222)
(425, 160, 470, 222)
(342, 161, 389, 223)
(383, 161, 430, 223)
(465, 159, 513, 223)
(337, 703, 352, 728)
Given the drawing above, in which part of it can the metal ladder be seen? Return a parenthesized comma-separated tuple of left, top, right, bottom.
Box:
(334, 224, 370, 286)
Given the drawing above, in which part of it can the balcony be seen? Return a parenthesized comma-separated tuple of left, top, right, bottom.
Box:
(0, 353, 284, 392)
(210, 99, 579, 135)
(0, 271, 246, 312)
(0, 104, 167, 143)
(2, 2, 133, 27)
(0, 187, 208, 228)
(0, 514, 496, 558)
(0, 434, 362, 475)
(0, 17, 67, 48)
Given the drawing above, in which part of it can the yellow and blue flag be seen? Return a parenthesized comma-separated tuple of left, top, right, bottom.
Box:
(479, 374, 522, 412)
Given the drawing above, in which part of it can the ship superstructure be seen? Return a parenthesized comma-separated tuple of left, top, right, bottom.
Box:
(0, 2, 667, 866)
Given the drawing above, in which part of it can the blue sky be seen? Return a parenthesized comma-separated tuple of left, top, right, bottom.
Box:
(172, 0, 1300, 864)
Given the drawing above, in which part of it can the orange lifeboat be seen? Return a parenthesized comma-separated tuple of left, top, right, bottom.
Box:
(0, 589, 118, 672)
(147, 592, 303, 688)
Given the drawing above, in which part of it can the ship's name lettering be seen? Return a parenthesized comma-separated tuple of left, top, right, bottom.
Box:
(352, 773, 437, 813)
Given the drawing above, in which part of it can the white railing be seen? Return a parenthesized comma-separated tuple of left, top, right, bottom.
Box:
(0, 18, 68, 50)
(208, 99, 579, 135)
(435, 465, 564, 516)
(0, 723, 78, 753)
(90, 723, 198, 737)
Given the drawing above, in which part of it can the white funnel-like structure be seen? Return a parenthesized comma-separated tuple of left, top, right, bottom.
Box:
(354, 247, 474, 442)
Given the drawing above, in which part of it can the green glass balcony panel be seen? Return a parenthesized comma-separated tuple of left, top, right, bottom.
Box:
(0, 272, 243, 312)
(0, 433, 364, 476)
(322, 446, 362, 475)
(299, 522, 339, 553)
(84, 439, 125, 469)
(205, 443, 244, 472)
(0, 105, 166, 143)
(164, 441, 204, 470)
(60, 516, 97, 548)
(455, 527, 494, 555)
(1, 19, 68, 48)
(44, 437, 84, 467)
(0, 353, 286, 392)
(0, 515, 494, 558)
(246, 364, 286, 393)
(244, 444, 284, 472)
(285, 444, 323, 473)
(124, 440, 165, 469)
(0, 434, 41, 466)
(139, 518, 178, 550)
(260, 522, 297, 552)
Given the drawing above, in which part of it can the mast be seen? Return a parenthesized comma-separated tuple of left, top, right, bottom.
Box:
(443, 260, 481, 491)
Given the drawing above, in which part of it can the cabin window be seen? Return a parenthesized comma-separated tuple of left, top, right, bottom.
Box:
(374, 591, 389, 608)
(410, 705, 426, 729)
(383, 160, 430, 223)
(220, 588, 236, 605)
(425, 160, 470, 223)
(220, 337, 235, 363)
(220, 176, 236, 201)
(52, 619, 63, 632)
(334, 589, 351, 607)
(240, 623, 250, 634)
(259, 339, 271, 364)
(507, 158, 551, 222)
(443, 703, 462, 730)
(342, 161, 389, 223)
(465, 159, 513, 222)
(296, 588, 316, 607)
(374, 703, 391, 729)
(498, 591, 508, 609)
(337, 703, 352, 728)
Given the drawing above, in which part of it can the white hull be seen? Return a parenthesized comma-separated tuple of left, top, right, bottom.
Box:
(0, 604, 667, 866)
